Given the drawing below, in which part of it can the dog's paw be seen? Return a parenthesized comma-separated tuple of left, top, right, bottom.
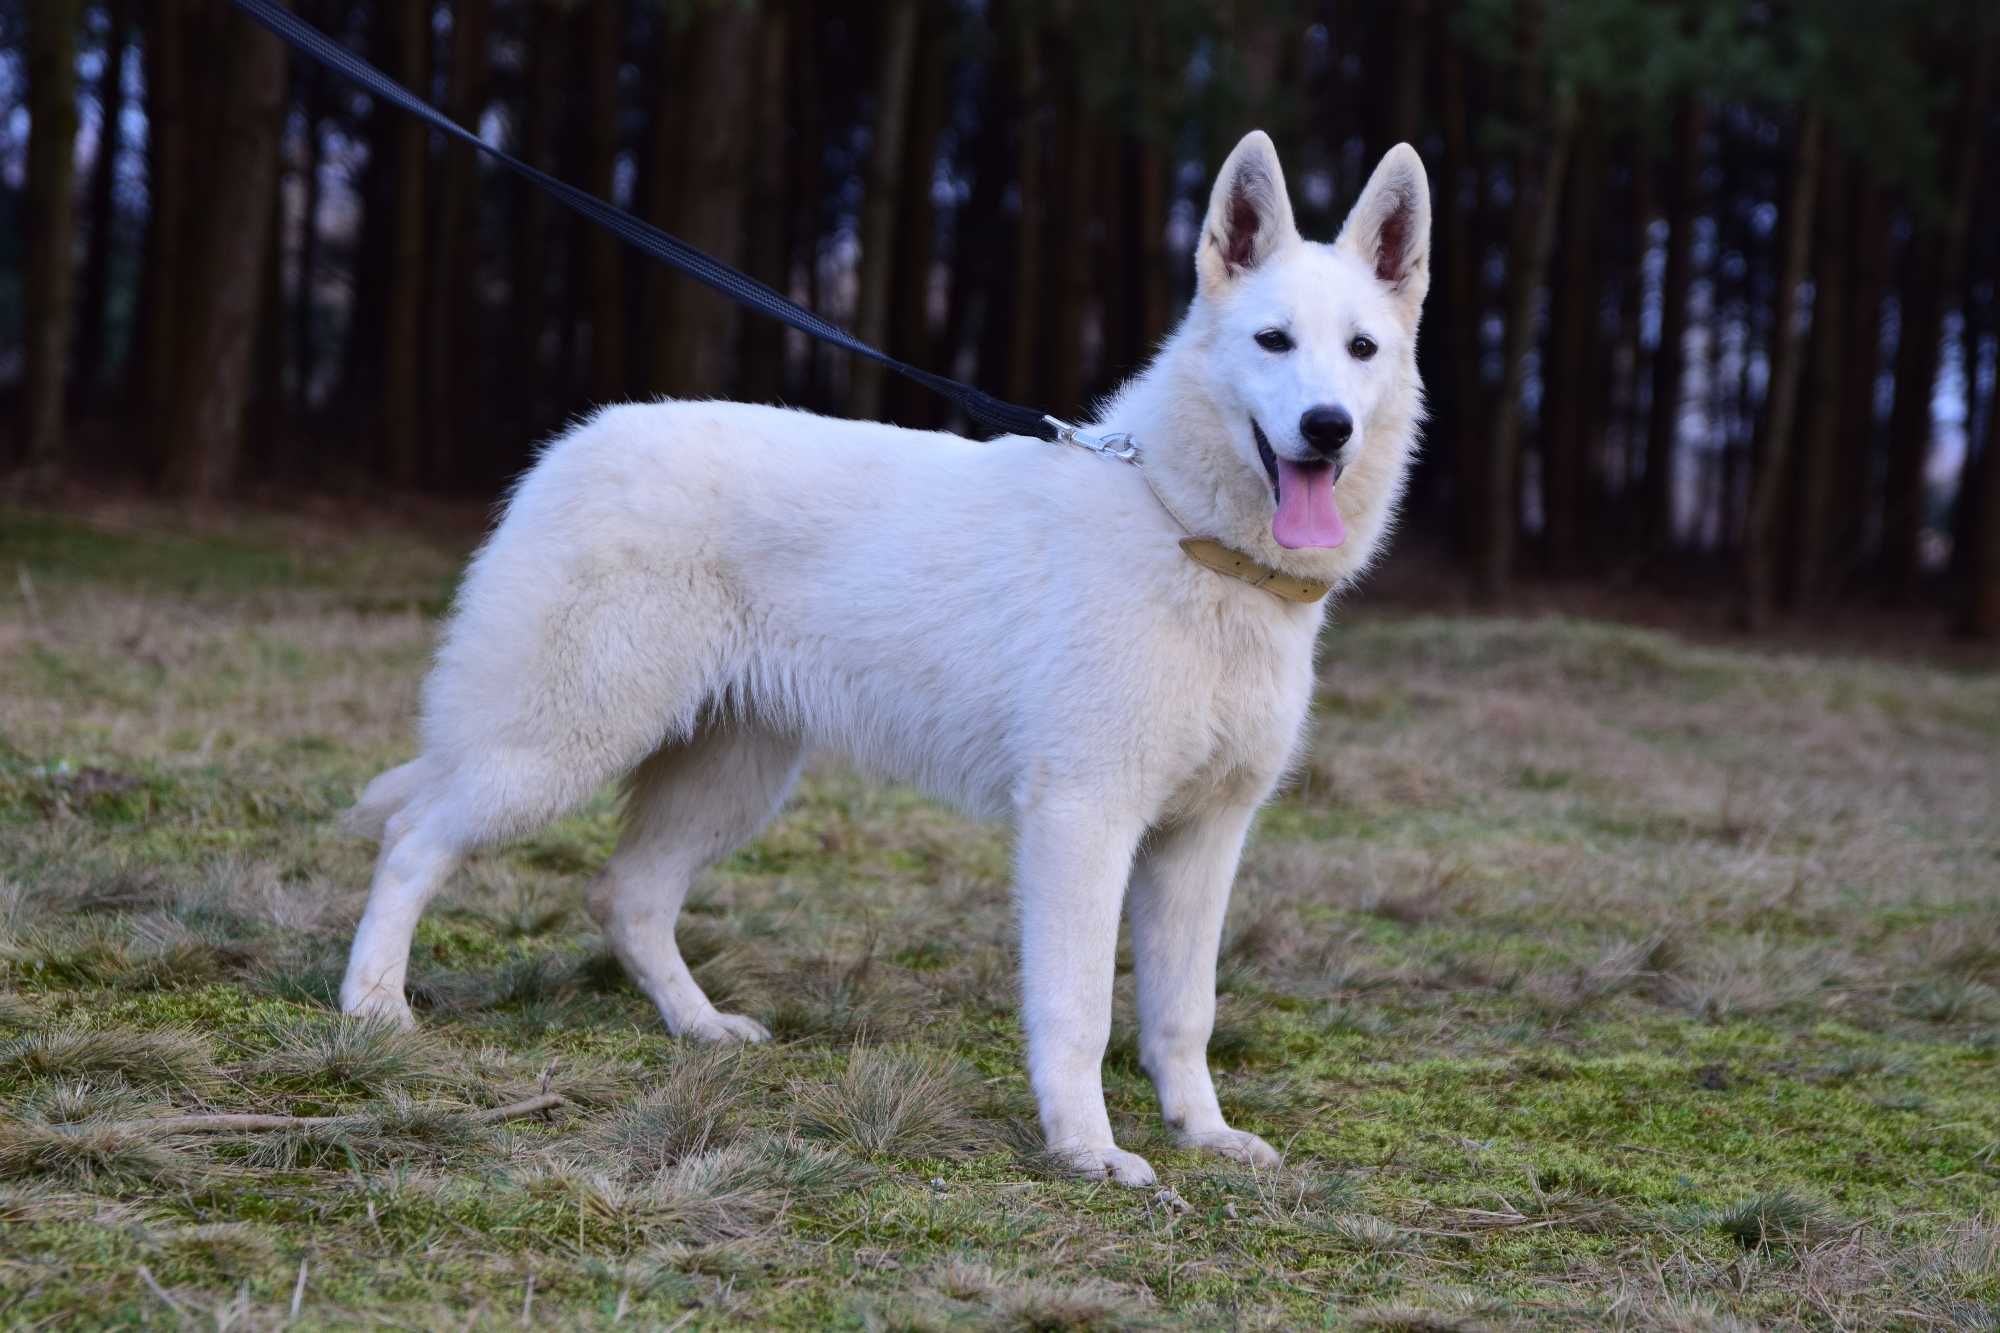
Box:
(1056, 1146, 1158, 1188)
(342, 996, 416, 1024)
(677, 1010, 772, 1045)
(1178, 1127, 1281, 1169)
(340, 987, 417, 1031)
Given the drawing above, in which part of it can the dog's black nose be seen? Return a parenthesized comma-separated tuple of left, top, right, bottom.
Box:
(1299, 406, 1353, 459)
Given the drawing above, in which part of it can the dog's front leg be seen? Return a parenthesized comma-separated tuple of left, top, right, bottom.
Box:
(1130, 801, 1280, 1169)
(1015, 798, 1155, 1186)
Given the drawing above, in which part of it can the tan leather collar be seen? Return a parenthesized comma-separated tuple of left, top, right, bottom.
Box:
(1178, 537, 1331, 603)
(1057, 426, 1332, 605)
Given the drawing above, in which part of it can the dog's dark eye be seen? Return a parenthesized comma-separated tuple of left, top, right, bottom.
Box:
(1348, 334, 1378, 361)
(1254, 328, 1293, 353)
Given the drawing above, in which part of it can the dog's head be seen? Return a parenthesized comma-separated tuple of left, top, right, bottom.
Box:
(1186, 132, 1430, 553)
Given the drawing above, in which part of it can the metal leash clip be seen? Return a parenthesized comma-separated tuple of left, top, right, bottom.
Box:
(1042, 417, 1143, 465)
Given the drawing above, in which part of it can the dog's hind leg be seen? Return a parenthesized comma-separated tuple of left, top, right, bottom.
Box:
(587, 720, 803, 1043)
(339, 752, 596, 1027)
(340, 798, 468, 1028)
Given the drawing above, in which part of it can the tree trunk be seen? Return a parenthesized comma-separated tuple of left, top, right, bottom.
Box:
(1476, 0, 1575, 605)
(1390, 0, 1426, 145)
(74, 0, 134, 398)
(883, 5, 949, 426)
(507, 0, 562, 438)
(427, 0, 491, 486)
(1643, 97, 1703, 558)
(1879, 252, 1946, 593)
(1103, 5, 1170, 388)
(1739, 109, 1824, 630)
(849, 0, 922, 420)
(584, 0, 625, 405)
(381, 0, 429, 488)
(1790, 145, 1849, 608)
(739, 1, 794, 406)
(247, 159, 288, 482)
(1042, 26, 1093, 419)
(1440, 36, 1484, 560)
(1545, 113, 1602, 573)
(158, 4, 289, 501)
(291, 51, 324, 416)
(649, 8, 758, 398)
(1607, 142, 1654, 525)
(20, 0, 82, 490)
(1881, 36, 1991, 595)
(957, 16, 1018, 415)
(788, 0, 828, 407)
(1821, 173, 1892, 592)
(1965, 351, 2000, 636)
(1005, 18, 1045, 405)
(337, 3, 392, 443)
(1956, 32, 2000, 633)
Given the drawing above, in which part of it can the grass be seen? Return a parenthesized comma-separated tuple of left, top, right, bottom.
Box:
(0, 504, 1996, 1329)
(792, 1045, 985, 1160)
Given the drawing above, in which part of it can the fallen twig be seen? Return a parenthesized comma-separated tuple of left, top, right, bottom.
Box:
(106, 1092, 567, 1136)
(135, 1265, 189, 1318)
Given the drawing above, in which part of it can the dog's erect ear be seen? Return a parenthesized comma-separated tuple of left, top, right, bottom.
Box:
(1337, 143, 1432, 325)
(1197, 130, 1298, 298)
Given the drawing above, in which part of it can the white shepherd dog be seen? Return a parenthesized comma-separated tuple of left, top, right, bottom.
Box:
(341, 131, 1430, 1185)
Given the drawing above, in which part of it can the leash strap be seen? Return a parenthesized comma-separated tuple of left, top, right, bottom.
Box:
(232, 1, 1330, 605)
(230, 0, 1059, 442)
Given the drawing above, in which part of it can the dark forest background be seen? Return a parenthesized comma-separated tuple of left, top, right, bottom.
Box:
(4, 0, 1999, 636)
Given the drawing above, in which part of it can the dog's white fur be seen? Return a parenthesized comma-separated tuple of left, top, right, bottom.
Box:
(340, 133, 1430, 1185)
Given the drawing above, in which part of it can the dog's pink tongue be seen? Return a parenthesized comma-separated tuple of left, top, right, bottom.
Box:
(1272, 459, 1346, 549)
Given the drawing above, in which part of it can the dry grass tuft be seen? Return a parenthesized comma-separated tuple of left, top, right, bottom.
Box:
(1608, 1290, 1766, 1333)
(1220, 905, 1308, 975)
(157, 1222, 278, 1277)
(409, 951, 585, 1015)
(0, 989, 35, 1029)
(1915, 1217, 2000, 1288)
(765, 942, 920, 1041)
(1660, 936, 1838, 1022)
(0, 1025, 217, 1089)
(589, 1046, 747, 1173)
(1706, 1188, 1841, 1250)
(0, 1113, 195, 1186)
(455, 1045, 643, 1111)
(243, 1016, 454, 1095)
(909, 1259, 1157, 1332)
(571, 1142, 788, 1242)
(1523, 934, 1675, 1019)
(1314, 1212, 1420, 1255)
(757, 1136, 876, 1200)
(999, 1116, 1093, 1181)
(1197, 1158, 1359, 1225)
(1348, 1295, 1487, 1333)
(794, 1045, 985, 1161)
(116, 911, 271, 991)
(19, 1078, 157, 1124)
(1895, 976, 2000, 1024)
(246, 948, 346, 1009)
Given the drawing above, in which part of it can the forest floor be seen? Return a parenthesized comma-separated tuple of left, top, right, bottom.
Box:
(1, 504, 1997, 1331)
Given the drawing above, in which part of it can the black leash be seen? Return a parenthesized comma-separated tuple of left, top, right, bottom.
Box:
(231, 0, 1062, 442)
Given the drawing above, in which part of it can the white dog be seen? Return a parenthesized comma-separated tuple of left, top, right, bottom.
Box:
(340, 131, 1429, 1185)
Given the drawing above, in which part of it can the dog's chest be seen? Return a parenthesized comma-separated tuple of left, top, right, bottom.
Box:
(1154, 615, 1316, 818)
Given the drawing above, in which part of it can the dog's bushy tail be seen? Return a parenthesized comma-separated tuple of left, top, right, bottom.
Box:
(343, 760, 428, 841)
